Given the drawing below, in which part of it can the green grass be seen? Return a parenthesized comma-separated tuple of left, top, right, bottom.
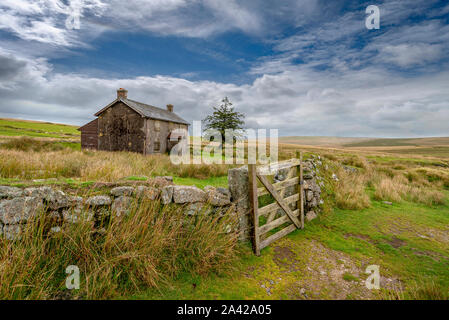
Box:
(130, 192, 449, 300)
(173, 176, 229, 189)
(0, 118, 80, 139)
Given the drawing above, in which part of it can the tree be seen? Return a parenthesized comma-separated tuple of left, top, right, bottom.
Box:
(202, 97, 245, 141)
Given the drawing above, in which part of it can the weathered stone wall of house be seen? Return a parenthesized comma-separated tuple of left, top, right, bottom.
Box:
(145, 119, 188, 154)
(98, 102, 145, 153)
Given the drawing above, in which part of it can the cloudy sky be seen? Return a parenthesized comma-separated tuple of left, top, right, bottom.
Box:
(0, 0, 448, 137)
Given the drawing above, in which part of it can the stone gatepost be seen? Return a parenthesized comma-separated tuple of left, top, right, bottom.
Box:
(227, 166, 251, 242)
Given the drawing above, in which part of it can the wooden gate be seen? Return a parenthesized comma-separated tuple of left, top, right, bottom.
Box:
(248, 152, 304, 256)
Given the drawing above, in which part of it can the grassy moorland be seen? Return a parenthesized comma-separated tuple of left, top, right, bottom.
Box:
(0, 118, 448, 299)
(0, 118, 79, 139)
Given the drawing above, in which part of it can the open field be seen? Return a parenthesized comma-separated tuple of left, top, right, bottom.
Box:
(0, 118, 80, 139)
(1, 118, 449, 300)
(280, 136, 449, 160)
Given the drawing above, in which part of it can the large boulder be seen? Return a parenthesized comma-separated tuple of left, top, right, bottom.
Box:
(110, 186, 135, 197)
(86, 195, 112, 207)
(0, 186, 23, 199)
(172, 186, 207, 204)
(0, 197, 44, 225)
(204, 186, 231, 206)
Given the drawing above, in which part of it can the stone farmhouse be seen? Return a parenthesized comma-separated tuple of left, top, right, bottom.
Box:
(78, 88, 189, 154)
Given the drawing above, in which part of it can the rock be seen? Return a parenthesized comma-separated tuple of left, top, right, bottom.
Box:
(24, 187, 69, 210)
(306, 190, 314, 202)
(184, 203, 209, 216)
(3, 224, 22, 240)
(48, 211, 63, 224)
(343, 165, 357, 173)
(45, 189, 69, 210)
(303, 174, 314, 180)
(110, 186, 134, 197)
(62, 210, 79, 224)
(274, 168, 289, 182)
(0, 197, 44, 225)
(306, 211, 317, 222)
(23, 186, 52, 198)
(63, 209, 94, 223)
(172, 185, 206, 204)
(69, 196, 83, 206)
(112, 196, 132, 217)
(204, 186, 231, 206)
(332, 173, 339, 182)
(153, 176, 174, 188)
(134, 186, 160, 200)
(0, 222, 2, 237)
(161, 186, 174, 204)
(86, 195, 112, 207)
(382, 201, 393, 205)
(0, 186, 23, 199)
(156, 176, 173, 182)
(49, 226, 62, 235)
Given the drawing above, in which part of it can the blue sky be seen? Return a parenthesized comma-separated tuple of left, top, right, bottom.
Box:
(0, 0, 448, 137)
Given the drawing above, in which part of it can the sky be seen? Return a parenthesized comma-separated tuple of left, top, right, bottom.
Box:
(0, 0, 448, 137)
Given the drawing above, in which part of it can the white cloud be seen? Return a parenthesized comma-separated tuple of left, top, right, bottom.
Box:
(0, 1, 448, 138)
(1, 50, 448, 137)
(379, 43, 443, 67)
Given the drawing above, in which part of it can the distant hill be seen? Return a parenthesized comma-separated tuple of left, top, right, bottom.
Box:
(279, 136, 374, 147)
(0, 118, 80, 139)
(280, 136, 449, 148)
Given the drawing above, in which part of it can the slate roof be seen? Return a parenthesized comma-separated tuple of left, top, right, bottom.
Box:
(94, 98, 189, 125)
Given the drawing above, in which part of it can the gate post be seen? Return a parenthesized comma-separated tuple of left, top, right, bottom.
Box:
(228, 166, 251, 241)
(248, 164, 260, 256)
(296, 151, 304, 229)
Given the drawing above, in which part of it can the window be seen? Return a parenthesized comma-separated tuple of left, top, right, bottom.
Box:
(154, 141, 160, 152)
(154, 120, 160, 132)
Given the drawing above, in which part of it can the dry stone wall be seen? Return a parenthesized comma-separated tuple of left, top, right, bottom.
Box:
(0, 157, 324, 242)
(0, 180, 233, 241)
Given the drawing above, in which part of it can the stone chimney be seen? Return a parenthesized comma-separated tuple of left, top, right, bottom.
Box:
(166, 104, 174, 112)
(117, 88, 128, 99)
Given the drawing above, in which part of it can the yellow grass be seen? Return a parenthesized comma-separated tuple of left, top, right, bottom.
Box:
(0, 148, 230, 181)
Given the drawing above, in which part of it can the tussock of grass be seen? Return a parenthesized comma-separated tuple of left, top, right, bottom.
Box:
(0, 199, 238, 299)
(334, 169, 371, 210)
(385, 280, 449, 300)
(373, 175, 445, 206)
(341, 156, 368, 169)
